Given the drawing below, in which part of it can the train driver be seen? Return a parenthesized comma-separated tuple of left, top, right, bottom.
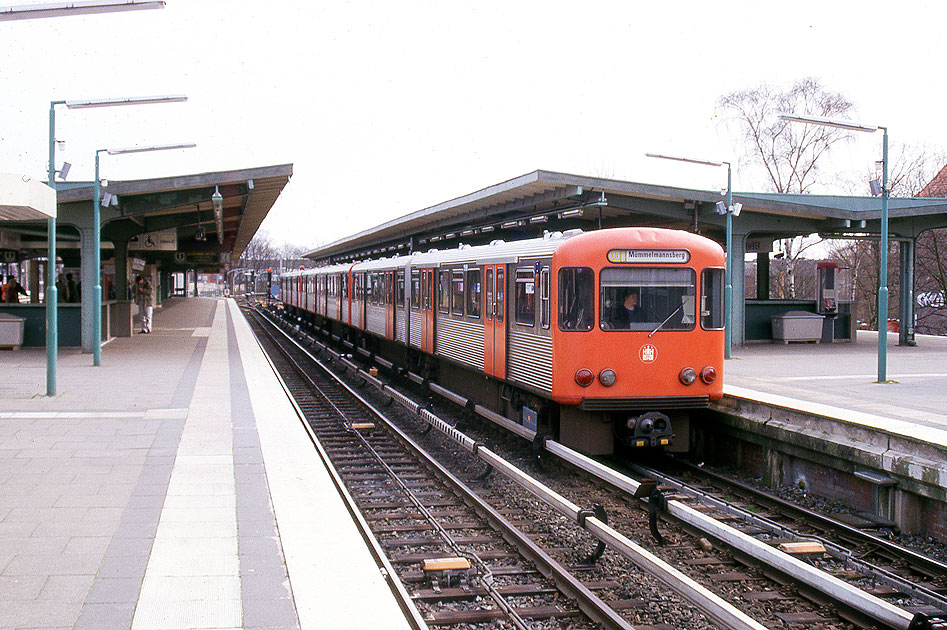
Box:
(614, 288, 645, 328)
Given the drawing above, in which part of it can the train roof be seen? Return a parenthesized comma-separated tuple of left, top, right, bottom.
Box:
(284, 227, 722, 276)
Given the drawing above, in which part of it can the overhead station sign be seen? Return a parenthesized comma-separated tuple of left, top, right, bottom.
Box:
(129, 229, 177, 251)
(607, 249, 690, 264)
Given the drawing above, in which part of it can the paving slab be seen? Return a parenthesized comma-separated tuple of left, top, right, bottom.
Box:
(0, 297, 415, 629)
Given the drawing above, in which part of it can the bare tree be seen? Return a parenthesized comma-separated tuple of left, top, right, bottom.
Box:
(719, 78, 855, 298)
(718, 77, 854, 194)
(239, 230, 276, 272)
(885, 144, 947, 198)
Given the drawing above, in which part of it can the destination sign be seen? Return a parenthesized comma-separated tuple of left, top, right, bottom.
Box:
(606, 249, 690, 264)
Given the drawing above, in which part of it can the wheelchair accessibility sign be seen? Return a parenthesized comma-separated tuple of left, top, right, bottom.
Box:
(130, 229, 177, 251)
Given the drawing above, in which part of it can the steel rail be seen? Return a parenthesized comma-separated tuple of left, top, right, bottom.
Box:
(249, 304, 635, 630)
(258, 305, 768, 630)
(344, 425, 531, 630)
(240, 306, 429, 630)
(265, 303, 929, 630)
(632, 460, 947, 614)
(674, 458, 947, 582)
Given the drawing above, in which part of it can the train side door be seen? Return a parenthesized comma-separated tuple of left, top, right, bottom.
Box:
(420, 268, 434, 353)
(385, 271, 395, 338)
(484, 264, 506, 380)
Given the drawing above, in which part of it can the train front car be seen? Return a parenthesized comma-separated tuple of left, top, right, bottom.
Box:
(551, 227, 725, 454)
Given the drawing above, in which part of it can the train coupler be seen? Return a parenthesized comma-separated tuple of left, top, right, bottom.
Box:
(623, 412, 673, 448)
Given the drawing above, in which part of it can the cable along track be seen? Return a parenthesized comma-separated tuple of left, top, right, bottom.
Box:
(243, 305, 633, 629)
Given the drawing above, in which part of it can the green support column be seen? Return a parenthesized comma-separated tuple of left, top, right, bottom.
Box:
(78, 223, 96, 354)
(730, 230, 748, 348)
(756, 252, 770, 300)
(114, 238, 129, 301)
(899, 238, 916, 346)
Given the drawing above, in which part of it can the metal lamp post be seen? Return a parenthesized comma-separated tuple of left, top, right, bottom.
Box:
(46, 94, 186, 392)
(778, 114, 889, 383)
(7, 0, 167, 396)
(646, 153, 737, 359)
(92, 143, 195, 365)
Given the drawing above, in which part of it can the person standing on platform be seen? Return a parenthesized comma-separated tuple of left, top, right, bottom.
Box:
(134, 274, 154, 334)
(56, 274, 68, 302)
(66, 273, 78, 303)
(4, 275, 27, 303)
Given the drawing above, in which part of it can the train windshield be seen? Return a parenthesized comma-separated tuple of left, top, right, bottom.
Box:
(600, 268, 696, 332)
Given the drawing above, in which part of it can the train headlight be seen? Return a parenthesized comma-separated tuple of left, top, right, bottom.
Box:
(575, 368, 594, 387)
(700, 366, 717, 384)
(598, 368, 617, 387)
(679, 366, 697, 385)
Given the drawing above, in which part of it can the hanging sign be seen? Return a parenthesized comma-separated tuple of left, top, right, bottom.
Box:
(129, 229, 177, 251)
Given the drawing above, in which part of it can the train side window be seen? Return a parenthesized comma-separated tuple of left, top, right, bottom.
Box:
(540, 268, 550, 329)
(485, 268, 494, 321)
(558, 267, 594, 331)
(451, 270, 465, 316)
(342, 274, 348, 299)
(514, 269, 535, 326)
(438, 270, 450, 313)
(467, 269, 481, 318)
(701, 268, 725, 330)
(411, 271, 420, 308)
(397, 271, 405, 307)
(386, 273, 394, 305)
(496, 268, 505, 323)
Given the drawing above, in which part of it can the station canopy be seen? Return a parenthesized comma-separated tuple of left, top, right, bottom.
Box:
(2, 163, 292, 270)
(304, 169, 947, 264)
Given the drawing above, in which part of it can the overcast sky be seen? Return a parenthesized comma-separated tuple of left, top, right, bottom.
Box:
(2, 1, 945, 249)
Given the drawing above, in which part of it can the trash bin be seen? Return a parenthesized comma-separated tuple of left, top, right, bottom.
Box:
(771, 311, 824, 343)
(0, 312, 26, 350)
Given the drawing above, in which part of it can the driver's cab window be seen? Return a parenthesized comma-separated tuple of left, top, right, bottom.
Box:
(600, 267, 696, 331)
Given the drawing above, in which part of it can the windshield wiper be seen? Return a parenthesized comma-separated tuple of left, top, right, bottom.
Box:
(648, 304, 684, 338)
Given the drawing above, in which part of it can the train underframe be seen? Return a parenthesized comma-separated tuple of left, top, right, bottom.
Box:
(285, 306, 693, 456)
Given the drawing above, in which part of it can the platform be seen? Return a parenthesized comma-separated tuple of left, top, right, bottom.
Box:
(0, 298, 412, 630)
(726, 331, 947, 442)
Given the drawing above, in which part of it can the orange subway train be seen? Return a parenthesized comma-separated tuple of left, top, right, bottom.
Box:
(280, 227, 725, 455)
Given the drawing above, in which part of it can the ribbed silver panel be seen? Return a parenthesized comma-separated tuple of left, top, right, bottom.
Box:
(342, 301, 349, 324)
(507, 330, 553, 393)
(435, 317, 484, 370)
(409, 311, 422, 348)
(395, 309, 406, 343)
(327, 297, 338, 320)
(366, 304, 386, 336)
(351, 303, 361, 328)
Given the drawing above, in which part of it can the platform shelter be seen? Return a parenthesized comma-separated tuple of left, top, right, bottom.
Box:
(0, 163, 292, 350)
(304, 170, 947, 348)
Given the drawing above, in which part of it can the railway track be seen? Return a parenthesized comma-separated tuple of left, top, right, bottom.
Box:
(250, 301, 946, 630)
(630, 458, 947, 619)
(243, 303, 634, 629)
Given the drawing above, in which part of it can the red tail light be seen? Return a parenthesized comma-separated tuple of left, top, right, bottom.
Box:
(575, 368, 594, 387)
(700, 366, 717, 384)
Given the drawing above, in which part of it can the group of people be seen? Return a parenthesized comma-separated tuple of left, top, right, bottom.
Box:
(1, 275, 27, 303)
(56, 273, 79, 303)
(1, 267, 153, 333)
